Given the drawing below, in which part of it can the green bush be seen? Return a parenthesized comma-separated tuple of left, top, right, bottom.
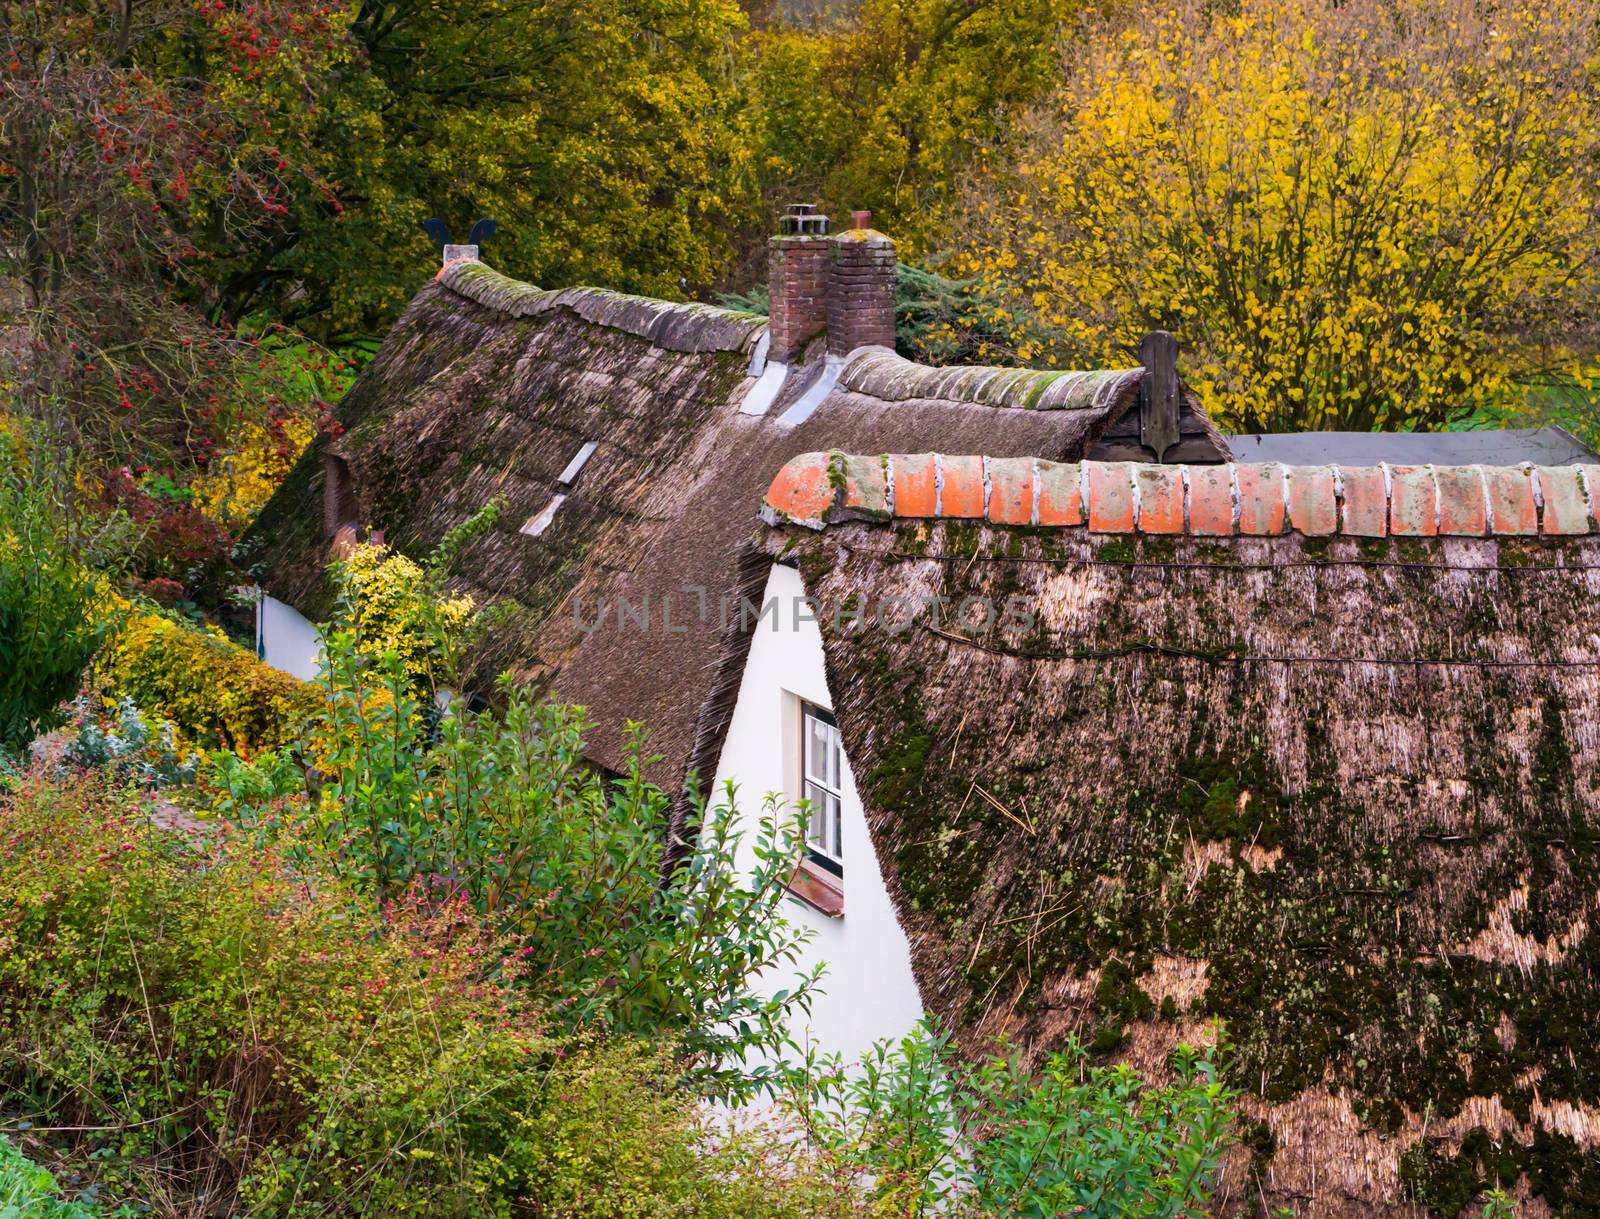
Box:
(785, 1021, 1235, 1217)
(209, 541, 818, 1098)
(0, 1135, 108, 1218)
(0, 770, 833, 1218)
(0, 425, 130, 754)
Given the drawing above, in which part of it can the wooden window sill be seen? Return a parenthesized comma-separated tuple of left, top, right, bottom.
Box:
(787, 859, 844, 918)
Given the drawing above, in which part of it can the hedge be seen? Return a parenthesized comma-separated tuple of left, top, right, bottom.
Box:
(97, 611, 319, 756)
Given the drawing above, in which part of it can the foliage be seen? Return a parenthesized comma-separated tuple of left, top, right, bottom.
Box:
(228, 0, 762, 339)
(1483, 1188, 1518, 1219)
(0, 426, 130, 753)
(955, 0, 1600, 433)
(96, 609, 320, 756)
(0, 769, 833, 1218)
(0, 0, 353, 472)
(226, 675, 816, 1095)
(199, 527, 816, 1096)
(333, 542, 477, 694)
(750, 0, 1078, 255)
(786, 1021, 1235, 1217)
(190, 408, 322, 532)
(0, 1135, 113, 1219)
(57, 695, 200, 790)
(91, 468, 238, 604)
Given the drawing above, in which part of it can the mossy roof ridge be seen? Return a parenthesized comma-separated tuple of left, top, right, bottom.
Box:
(840, 346, 1142, 410)
(437, 260, 768, 357)
(768, 519, 1600, 1216)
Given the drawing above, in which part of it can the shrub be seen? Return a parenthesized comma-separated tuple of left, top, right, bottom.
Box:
(333, 542, 476, 693)
(96, 610, 320, 756)
(785, 1021, 1235, 1217)
(202, 526, 816, 1096)
(0, 425, 131, 754)
(221, 645, 818, 1097)
(93, 468, 238, 606)
(0, 770, 831, 1218)
(57, 695, 200, 789)
(0, 1135, 111, 1218)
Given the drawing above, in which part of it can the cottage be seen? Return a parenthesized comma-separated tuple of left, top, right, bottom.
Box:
(250, 212, 1600, 1214)
(248, 206, 1228, 777)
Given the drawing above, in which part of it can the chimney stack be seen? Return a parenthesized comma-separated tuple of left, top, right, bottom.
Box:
(768, 204, 831, 364)
(768, 203, 899, 363)
(827, 211, 896, 357)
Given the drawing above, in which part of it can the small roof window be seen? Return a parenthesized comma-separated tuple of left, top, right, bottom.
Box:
(520, 493, 567, 538)
(557, 440, 598, 488)
(520, 441, 596, 538)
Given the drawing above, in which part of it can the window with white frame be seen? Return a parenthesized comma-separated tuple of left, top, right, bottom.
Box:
(801, 702, 843, 876)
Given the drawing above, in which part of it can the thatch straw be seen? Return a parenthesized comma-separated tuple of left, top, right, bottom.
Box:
(767, 517, 1600, 1214)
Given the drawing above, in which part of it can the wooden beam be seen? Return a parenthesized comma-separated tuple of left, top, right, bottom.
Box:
(1139, 330, 1181, 463)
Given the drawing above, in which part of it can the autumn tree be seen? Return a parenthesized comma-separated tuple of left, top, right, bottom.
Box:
(750, 0, 1078, 258)
(955, 0, 1600, 432)
(222, 0, 762, 339)
(0, 0, 350, 469)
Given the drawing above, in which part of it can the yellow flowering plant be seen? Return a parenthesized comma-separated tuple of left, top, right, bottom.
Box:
(956, 0, 1600, 433)
(190, 413, 316, 531)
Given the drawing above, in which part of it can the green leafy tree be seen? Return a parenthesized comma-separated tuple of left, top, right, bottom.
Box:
(226, 0, 762, 340)
(0, 426, 130, 754)
(750, 0, 1079, 256)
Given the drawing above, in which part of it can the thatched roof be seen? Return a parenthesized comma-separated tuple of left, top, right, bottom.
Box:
(249, 262, 1230, 778)
(752, 452, 1600, 1216)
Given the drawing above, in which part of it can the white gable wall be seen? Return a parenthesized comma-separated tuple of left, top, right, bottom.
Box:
(257, 594, 321, 682)
(710, 562, 923, 1068)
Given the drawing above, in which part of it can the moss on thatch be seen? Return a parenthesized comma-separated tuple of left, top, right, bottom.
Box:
(773, 520, 1600, 1217)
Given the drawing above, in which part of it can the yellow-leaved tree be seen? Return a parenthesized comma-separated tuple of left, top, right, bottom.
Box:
(956, 0, 1600, 432)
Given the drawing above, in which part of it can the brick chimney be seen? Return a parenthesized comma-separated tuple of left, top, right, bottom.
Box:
(768, 204, 830, 364)
(827, 210, 896, 356)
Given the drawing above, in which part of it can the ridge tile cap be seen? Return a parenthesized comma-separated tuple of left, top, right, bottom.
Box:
(761, 455, 1600, 538)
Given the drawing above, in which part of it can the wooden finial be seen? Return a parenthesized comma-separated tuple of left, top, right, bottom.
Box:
(1139, 331, 1181, 463)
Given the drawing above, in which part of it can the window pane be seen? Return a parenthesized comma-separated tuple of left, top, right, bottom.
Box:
(804, 782, 843, 860)
(805, 713, 830, 785)
(825, 720, 841, 788)
(804, 781, 826, 846)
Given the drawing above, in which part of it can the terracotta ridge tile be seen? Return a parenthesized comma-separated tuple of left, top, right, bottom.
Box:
(762, 455, 1600, 538)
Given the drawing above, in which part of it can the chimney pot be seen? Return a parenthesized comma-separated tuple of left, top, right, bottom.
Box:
(827, 223, 897, 357)
(778, 202, 829, 237)
(441, 243, 479, 268)
(769, 205, 832, 361)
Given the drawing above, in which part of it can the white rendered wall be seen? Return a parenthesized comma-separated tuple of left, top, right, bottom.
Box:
(711, 562, 924, 1069)
(257, 594, 321, 682)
